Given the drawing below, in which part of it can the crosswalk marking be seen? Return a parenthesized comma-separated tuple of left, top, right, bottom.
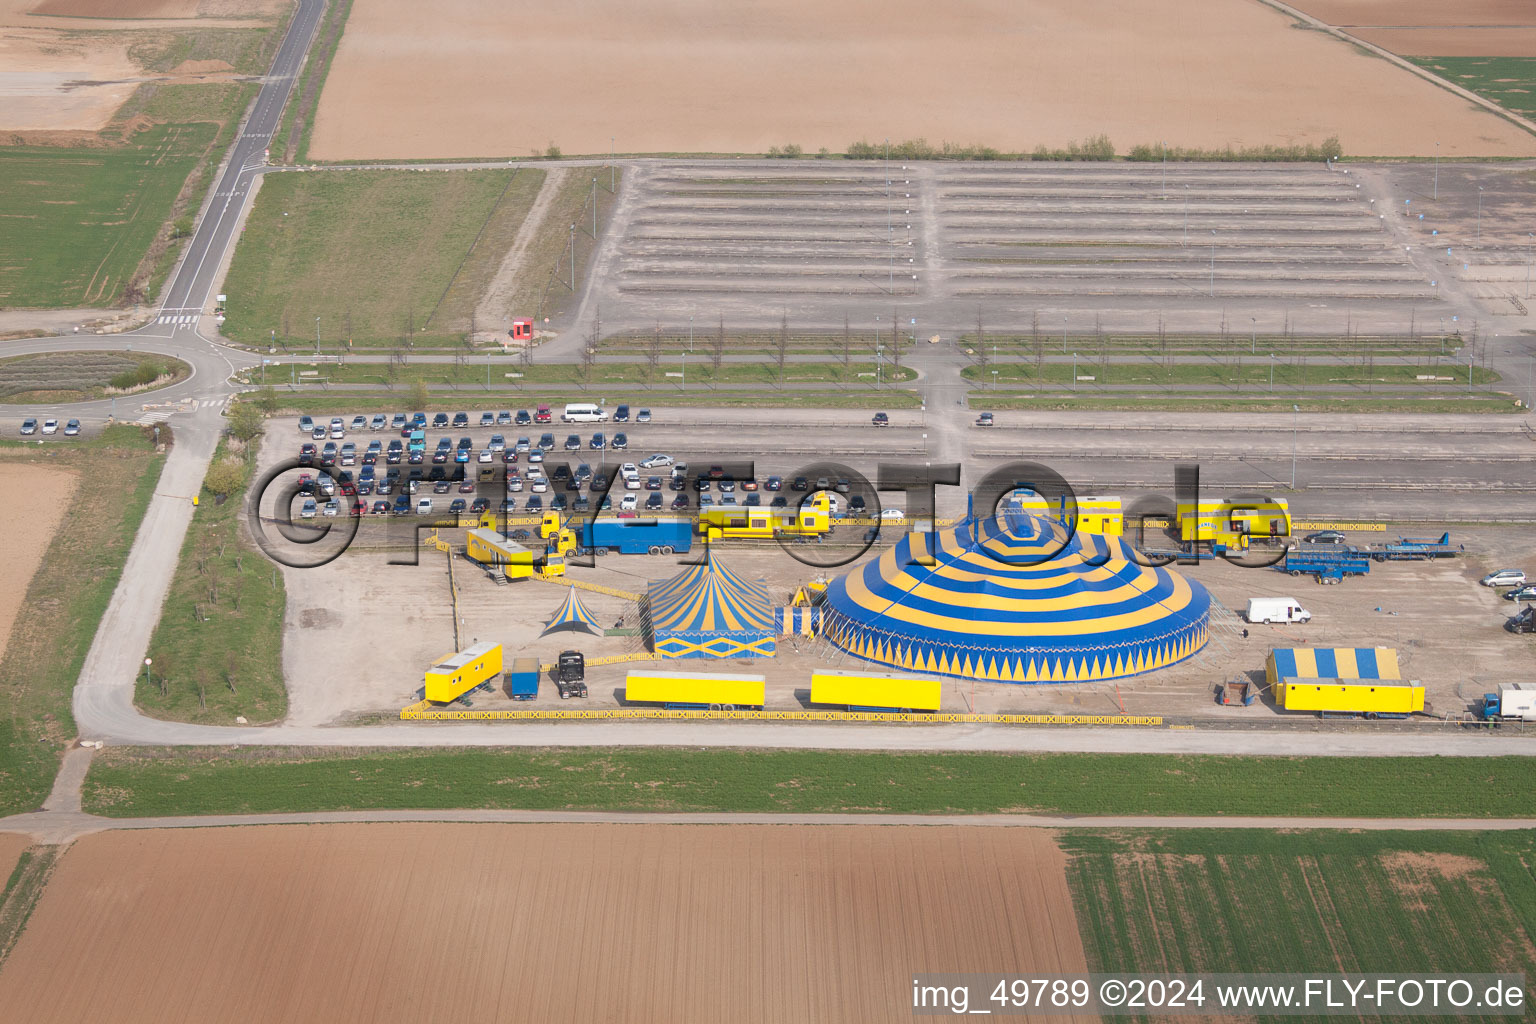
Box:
(155, 313, 199, 323)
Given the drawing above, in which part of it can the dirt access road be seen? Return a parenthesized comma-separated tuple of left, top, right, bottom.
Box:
(309, 0, 1536, 159)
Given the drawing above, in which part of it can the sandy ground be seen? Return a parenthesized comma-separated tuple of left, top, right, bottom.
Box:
(0, 463, 75, 662)
(0, 823, 1091, 1024)
(1348, 28, 1536, 58)
(0, 832, 30, 888)
(309, 0, 1536, 161)
(0, 0, 286, 131)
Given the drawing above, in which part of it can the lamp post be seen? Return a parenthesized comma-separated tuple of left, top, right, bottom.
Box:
(1269, 352, 1276, 392)
(1477, 186, 1485, 243)
(1250, 316, 1256, 354)
(143, 657, 152, 689)
(315, 316, 320, 355)
(1072, 352, 1079, 389)
(1433, 141, 1439, 200)
(1291, 404, 1299, 490)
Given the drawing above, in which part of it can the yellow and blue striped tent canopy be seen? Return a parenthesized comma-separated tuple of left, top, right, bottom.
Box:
(821, 506, 1210, 683)
(1266, 647, 1400, 684)
(646, 555, 776, 658)
(542, 586, 602, 637)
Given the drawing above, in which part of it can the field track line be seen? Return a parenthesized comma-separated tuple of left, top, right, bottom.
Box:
(3, 809, 1534, 846)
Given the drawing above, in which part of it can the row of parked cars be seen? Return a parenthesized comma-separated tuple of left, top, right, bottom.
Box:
(296, 405, 653, 439)
(18, 417, 81, 437)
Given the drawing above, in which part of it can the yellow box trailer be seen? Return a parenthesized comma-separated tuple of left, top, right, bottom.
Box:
(624, 669, 766, 708)
(424, 641, 503, 703)
(1177, 498, 1291, 551)
(1273, 677, 1425, 715)
(811, 670, 941, 712)
(1012, 494, 1123, 536)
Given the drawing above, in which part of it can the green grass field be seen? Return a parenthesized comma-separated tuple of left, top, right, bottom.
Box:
(961, 360, 1498, 389)
(1412, 57, 1536, 120)
(79, 749, 1536, 818)
(970, 392, 1519, 414)
(524, 168, 620, 322)
(0, 124, 216, 308)
(136, 438, 286, 726)
(0, 426, 165, 817)
(237, 359, 914, 388)
(221, 169, 543, 349)
(1065, 829, 1536, 992)
(254, 388, 922, 415)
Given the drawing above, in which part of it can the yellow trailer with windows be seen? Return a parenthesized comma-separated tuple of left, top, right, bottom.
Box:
(698, 493, 831, 542)
(1177, 498, 1291, 551)
(811, 670, 941, 712)
(1012, 494, 1123, 535)
(624, 669, 766, 708)
(424, 641, 503, 703)
(1273, 678, 1425, 715)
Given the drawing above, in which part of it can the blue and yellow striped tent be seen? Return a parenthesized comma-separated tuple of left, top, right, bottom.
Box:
(646, 556, 776, 658)
(821, 506, 1210, 683)
(1265, 647, 1400, 684)
(542, 587, 601, 637)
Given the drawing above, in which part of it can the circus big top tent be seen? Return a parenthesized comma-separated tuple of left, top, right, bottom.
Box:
(645, 555, 776, 658)
(821, 506, 1210, 682)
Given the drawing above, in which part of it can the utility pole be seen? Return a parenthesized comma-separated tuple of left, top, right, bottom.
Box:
(568, 224, 575, 289)
(885, 138, 893, 295)
(1477, 186, 1485, 242)
(1433, 141, 1439, 200)
(315, 317, 320, 355)
(1291, 404, 1299, 489)
(592, 177, 598, 238)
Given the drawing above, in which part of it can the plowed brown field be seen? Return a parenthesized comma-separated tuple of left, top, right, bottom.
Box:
(0, 465, 75, 659)
(29, 0, 199, 15)
(308, 0, 1536, 160)
(1291, 0, 1536, 56)
(0, 824, 1092, 1024)
(0, 833, 29, 887)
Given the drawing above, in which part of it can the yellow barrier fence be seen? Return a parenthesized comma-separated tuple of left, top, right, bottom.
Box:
(533, 575, 644, 602)
(535, 651, 659, 673)
(399, 701, 1161, 726)
(1293, 521, 1387, 532)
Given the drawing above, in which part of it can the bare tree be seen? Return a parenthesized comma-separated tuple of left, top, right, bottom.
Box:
(974, 310, 988, 372)
(647, 324, 662, 377)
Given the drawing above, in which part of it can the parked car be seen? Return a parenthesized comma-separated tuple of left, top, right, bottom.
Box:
(1303, 531, 1347, 545)
(416, 497, 434, 515)
(565, 434, 582, 451)
(63, 419, 80, 437)
(371, 500, 389, 515)
(1483, 569, 1527, 588)
(613, 404, 630, 422)
(299, 498, 317, 518)
(766, 475, 783, 491)
(636, 409, 652, 423)
(391, 413, 407, 430)
(329, 418, 344, 438)
(611, 432, 628, 450)
(620, 493, 638, 511)
(488, 434, 505, 451)
(515, 409, 532, 426)
(590, 431, 607, 450)
(479, 412, 495, 427)
(371, 413, 387, 430)
(639, 453, 674, 468)
(872, 411, 889, 427)
(19, 417, 38, 435)
(322, 499, 340, 517)
(350, 415, 367, 432)
(299, 443, 317, 464)
(41, 419, 58, 435)
(881, 508, 906, 521)
(1504, 585, 1536, 602)
(432, 413, 449, 428)
(298, 415, 314, 433)
(975, 412, 994, 427)
(452, 412, 469, 428)
(497, 410, 513, 426)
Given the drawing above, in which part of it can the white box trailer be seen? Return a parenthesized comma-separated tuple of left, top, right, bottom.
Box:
(1246, 597, 1312, 624)
(1489, 683, 1536, 722)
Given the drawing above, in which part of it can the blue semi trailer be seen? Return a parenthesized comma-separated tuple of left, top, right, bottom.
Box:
(579, 517, 694, 555)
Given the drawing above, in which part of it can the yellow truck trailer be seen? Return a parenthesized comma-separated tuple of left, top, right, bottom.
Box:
(1176, 498, 1291, 551)
(810, 670, 941, 712)
(465, 526, 566, 580)
(1273, 678, 1425, 715)
(698, 493, 831, 542)
(1012, 494, 1123, 536)
(624, 669, 766, 709)
(424, 641, 503, 703)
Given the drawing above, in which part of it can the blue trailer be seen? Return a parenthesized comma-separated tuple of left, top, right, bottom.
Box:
(580, 517, 693, 555)
(1275, 550, 1370, 584)
(1356, 532, 1462, 562)
(505, 657, 540, 700)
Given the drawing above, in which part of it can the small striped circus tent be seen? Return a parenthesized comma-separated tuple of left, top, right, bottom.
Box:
(542, 587, 601, 637)
(821, 505, 1211, 683)
(645, 555, 776, 658)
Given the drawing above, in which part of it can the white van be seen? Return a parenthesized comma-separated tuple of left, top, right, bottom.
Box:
(562, 402, 606, 423)
(1246, 597, 1311, 625)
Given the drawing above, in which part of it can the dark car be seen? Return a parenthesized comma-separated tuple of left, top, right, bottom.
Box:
(613, 404, 630, 422)
(849, 495, 867, 512)
(502, 449, 520, 464)
(393, 495, 412, 515)
(872, 411, 889, 427)
(515, 409, 532, 426)
(792, 476, 809, 491)
(592, 472, 610, 492)
(766, 476, 783, 491)
(611, 432, 628, 450)
(449, 498, 467, 514)
(572, 496, 591, 513)
(645, 493, 663, 510)
(590, 432, 606, 450)
(669, 476, 685, 492)
(550, 493, 568, 512)
(645, 476, 662, 490)
(552, 464, 571, 481)
(770, 496, 788, 508)
(538, 432, 555, 450)
(452, 412, 469, 428)
(671, 494, 690, 511)
(371, 500, 389, 515)
(526, 495, 543, 511)
(470, 498, 490, 514)
(564, 434, 582, 451)
(1303, 531, 1347, 545)
(432, 413, 449, 428)
(459, 479, 476, 493)
(433, 480, 452, 494)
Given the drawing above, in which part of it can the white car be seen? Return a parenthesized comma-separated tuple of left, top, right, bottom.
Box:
(506, 476, 524, 492)
(639, 454, 674, 469)
(416, 497, 433, 515)
(350, 416, 367, 432)
(619, 462, 638, 477)
(1482, 569, 1527, 588)
(880, 508, 905, 521)
(322, 499, 340, 518)
(624, 474, 641, 490)
(478, 449, 493, 463)
(40, 419, 58, 435)
(619, 493, 639, 511)
(531, 477, 548, 493)
(299, 498, 317, 519)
